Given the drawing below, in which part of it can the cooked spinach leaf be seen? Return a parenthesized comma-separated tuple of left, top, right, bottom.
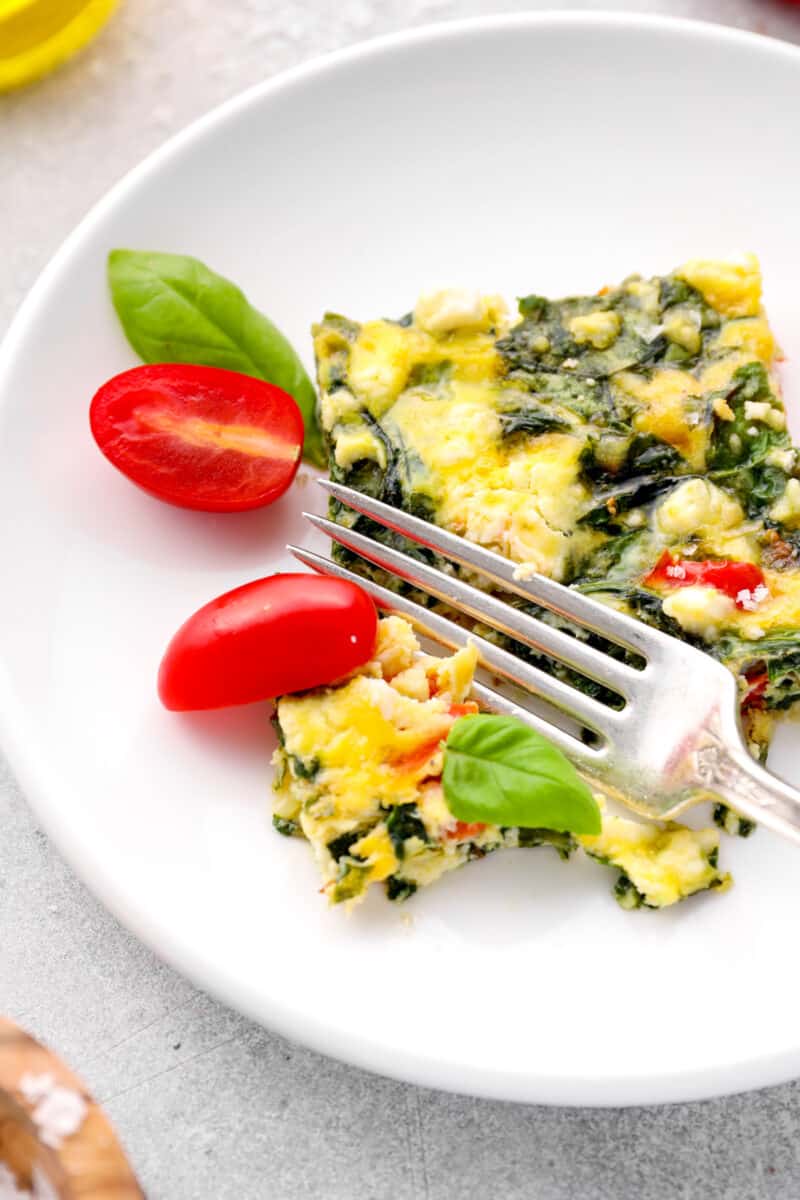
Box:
(327, 831, 363, 861)
(713, 631, 800, 712)
(580, 433, 684, 486)
(290, 754, 321, 780)
(386, 876, 418, 901)
(273, 816, 300, 837)
(516, 827, 576, 858)
(579, 475, 684, 531)
(385, 803, 428, 859)
(709, 363, 785, 472)
(498, 406, 568, 438)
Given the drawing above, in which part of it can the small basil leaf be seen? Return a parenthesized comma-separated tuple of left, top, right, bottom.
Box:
(107, 249, 325, 466)
(443, 714, 600, 835)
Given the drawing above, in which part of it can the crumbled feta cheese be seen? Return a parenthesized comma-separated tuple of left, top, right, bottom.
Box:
(15, 1073, 88, 1160)
(656, 478, 743, 537)
(662, 585, 735, 640)
(766, 447, 797, 473)
(562, 357, 578, 369)
(414, 288, 504, 335)
(19, 1073, 87, 1150)
(743, 400, 786, 431)
(770, 477, 800, 528)
(744, 400, 771, 423)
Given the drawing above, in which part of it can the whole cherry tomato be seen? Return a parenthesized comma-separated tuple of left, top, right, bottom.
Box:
(158, 574, 378, 710)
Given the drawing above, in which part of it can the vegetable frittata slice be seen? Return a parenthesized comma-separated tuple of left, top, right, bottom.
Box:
(272, 616, 728, 909)
(313, 256, 800, 786)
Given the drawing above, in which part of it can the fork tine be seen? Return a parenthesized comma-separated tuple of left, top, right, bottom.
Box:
(319, 478, 659, 657)
(288, 542, 618, 743)
(306, 511, 637, 699)
(290, 543, 600, 764)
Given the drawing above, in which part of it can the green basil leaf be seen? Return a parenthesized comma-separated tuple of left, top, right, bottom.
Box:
(107, 249, 325, 466)
(443, 714, 600, 835)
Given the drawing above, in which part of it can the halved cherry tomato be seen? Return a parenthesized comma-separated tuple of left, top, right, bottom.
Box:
(158, 574, 377, 711)
(644, 551, 766, 606)
(90, 364, 304, 512)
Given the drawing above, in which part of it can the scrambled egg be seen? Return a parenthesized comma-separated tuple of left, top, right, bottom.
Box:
(272, 617, 728, 911)
(314, 256, 800, 759)
(273, 256, 800, 912)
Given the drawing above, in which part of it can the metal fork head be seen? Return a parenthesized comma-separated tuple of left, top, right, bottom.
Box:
(291, 480, 745, 822)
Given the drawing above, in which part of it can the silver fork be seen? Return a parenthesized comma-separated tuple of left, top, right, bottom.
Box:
(288, 479, 800, 844)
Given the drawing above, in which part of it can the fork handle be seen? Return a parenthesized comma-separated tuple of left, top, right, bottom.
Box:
(698, 738, 800, 846)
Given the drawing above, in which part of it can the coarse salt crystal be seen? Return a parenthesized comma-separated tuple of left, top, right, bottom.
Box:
(736, 584, 769, 612)
(666, 564, 687, 580)
(18, 1073, 87, 1150)
(33, 1087, 88, 1149)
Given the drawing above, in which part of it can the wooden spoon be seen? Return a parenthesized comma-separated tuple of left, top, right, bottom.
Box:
(0, 1017, 143, 1198)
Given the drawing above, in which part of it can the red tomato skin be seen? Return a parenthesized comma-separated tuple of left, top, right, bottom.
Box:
(158, 574, 378, 710)
(90, 364, 304, 513)
(644, 552, 765, 605)
(742, 669, 769, 710)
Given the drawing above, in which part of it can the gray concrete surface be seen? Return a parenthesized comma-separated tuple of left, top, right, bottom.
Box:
(3, 1, 800, 1196)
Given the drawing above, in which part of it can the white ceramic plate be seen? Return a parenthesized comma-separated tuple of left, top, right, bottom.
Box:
(2, 13, 800, 1107)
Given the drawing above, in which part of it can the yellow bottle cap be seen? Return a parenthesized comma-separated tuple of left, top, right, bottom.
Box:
(0, 0, 118, 93)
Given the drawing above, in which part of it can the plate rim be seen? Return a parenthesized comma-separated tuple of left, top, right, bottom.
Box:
(3, 9, 800, 1107)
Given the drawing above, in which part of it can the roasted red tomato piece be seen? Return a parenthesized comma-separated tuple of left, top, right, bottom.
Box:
(445, 821, 488, 841)
(158, 574, 378, 711)
(645, 551, 766, 606)
(90, 364, 304, 512)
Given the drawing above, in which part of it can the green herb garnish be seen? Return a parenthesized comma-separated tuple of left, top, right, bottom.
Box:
(442, 714, 600, 834)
